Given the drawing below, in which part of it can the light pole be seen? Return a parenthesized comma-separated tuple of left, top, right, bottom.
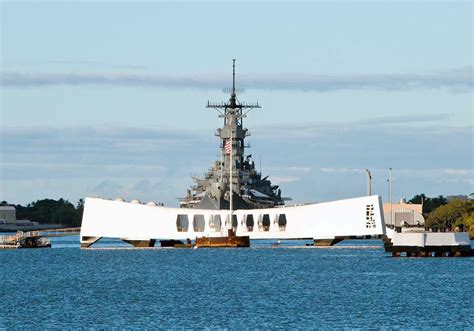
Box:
(389, 167, 393, 226)
(386, 179, 390, 225)
(365, 169, 372, 196)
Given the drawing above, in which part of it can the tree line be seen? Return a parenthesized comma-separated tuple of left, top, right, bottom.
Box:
(0, 199, 84, 227)
(425, 199, 474, 237)
(408, 194, 474, 238)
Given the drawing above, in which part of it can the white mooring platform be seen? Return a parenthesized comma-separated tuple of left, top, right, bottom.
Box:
(384, 228, 473, 257)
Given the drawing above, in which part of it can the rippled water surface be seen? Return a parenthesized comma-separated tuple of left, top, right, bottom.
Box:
(1, 237, 473, 329)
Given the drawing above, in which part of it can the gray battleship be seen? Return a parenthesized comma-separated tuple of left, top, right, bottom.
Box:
(180, 60, 289, 210)
(80, 60, 386, 249)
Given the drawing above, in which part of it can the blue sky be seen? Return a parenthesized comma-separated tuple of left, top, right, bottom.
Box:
(1, 1, 473, 207)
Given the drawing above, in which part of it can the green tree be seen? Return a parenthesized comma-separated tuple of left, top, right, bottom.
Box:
(426, 200, 474, 236)
(72, 199, 85, 227)
(15, 198, 85, 227)
(451, 206, 474, 238)
(408, 194, 447, 214)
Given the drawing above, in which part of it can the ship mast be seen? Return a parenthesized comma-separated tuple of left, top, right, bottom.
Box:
(229, 60, 235, 228)
(207, 59, 261, 215)
(229, 129, 233, 227)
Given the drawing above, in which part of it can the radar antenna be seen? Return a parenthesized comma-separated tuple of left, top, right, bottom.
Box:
(232, 58, 236, 96)
(207, 59, 261, 120)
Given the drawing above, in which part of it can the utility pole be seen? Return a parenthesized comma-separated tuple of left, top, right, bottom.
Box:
(365, 169, 372, 196)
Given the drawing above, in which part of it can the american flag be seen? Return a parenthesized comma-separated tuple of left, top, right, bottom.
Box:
(225, 140, 232, 154)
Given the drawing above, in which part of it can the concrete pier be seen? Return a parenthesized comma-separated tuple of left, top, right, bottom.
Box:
(384, 231, 473, 257)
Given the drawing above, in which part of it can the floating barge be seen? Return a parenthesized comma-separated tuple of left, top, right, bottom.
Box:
(384, 230, 473, 257)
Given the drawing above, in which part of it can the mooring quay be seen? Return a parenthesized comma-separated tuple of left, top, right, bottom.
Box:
(384, 230, 473, 257)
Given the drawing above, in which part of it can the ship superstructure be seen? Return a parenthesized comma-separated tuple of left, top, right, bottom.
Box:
(180, 60, 286, 210)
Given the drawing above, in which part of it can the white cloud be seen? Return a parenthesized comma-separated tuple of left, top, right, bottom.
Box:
(442, 169, 471, 176)
(358, 114, 452, 126)
(270, 176, 300, 185)
(89, 179, 166, 203)
(1, 125, 472, 205)
(2, 66, 472, 93)
(320, 168, 365, 174)
(287, 166, 312, 173)
(391, 168, 474, 186)
(265, 166, 312, 173)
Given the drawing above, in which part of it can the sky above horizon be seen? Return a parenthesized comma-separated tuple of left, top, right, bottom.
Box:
(1, 1, 473, 207)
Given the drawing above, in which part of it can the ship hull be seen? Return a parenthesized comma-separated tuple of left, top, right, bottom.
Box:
(195, 231, 250, 248)
(80, 195, 385, 247)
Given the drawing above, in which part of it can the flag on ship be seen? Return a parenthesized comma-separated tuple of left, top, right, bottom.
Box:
(225, 140, 232, 154)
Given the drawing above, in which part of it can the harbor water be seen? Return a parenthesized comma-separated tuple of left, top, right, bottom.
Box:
(1, 237, 473, 329)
